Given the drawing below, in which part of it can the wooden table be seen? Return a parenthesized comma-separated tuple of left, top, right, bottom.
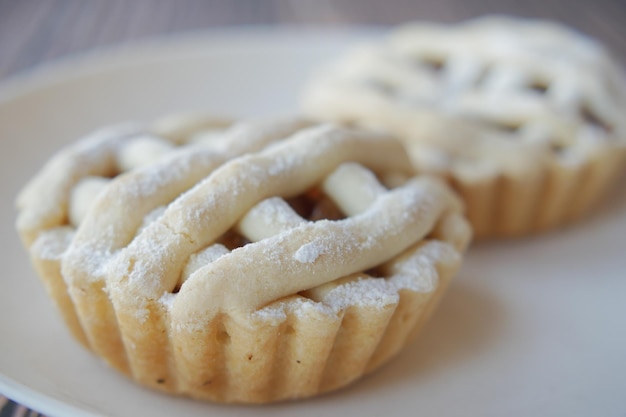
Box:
(1, 1, 625, 415)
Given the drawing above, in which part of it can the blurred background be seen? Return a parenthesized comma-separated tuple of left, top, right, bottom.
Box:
(1, 1, 625, 416)
(0, 0, 625, 80)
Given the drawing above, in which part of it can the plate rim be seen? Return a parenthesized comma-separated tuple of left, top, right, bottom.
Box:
(0, 374, 100, 417)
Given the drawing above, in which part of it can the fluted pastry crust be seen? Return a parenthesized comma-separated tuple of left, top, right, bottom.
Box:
(302, 16, 626, 237)
(17, 115, 470, 403)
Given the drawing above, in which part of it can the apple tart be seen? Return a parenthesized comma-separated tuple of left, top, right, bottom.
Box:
(302, 16, 626, 237)
(16, 115, 470, 403)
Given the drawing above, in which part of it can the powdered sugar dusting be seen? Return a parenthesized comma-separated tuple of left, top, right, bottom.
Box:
(159, 292, 177, 309)
(31, 227, 75, 260)
(248, 198, 303, 226)
(267, 151, 305, 177)
(138, 206, 167, 234)
(63, 242, 117, 279)
(20, 113, 467, 343)
(322, 276, 399, 309)
(181, 244, 229, 283)
(17, 123, 142, 234)
(251, 295, 336, 323)
(120, 149, 197, 199)
(294, 241, 329, 263)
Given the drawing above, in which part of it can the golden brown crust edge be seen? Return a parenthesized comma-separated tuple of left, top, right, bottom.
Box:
(17, 115, 471, 403)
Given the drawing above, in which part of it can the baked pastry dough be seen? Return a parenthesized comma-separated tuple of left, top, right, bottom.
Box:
(16, 115, 470, 403)
(302, 16, 626, 237)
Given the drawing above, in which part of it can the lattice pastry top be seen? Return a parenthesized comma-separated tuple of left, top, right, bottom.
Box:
(303, 16, 626, 173)
(17, 114, 468, 324)
(16, 115, 471, 401)
(18, 117, 470, 402)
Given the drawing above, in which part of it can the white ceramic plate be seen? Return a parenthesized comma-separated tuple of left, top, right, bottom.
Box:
(1, 28, 626, 417)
